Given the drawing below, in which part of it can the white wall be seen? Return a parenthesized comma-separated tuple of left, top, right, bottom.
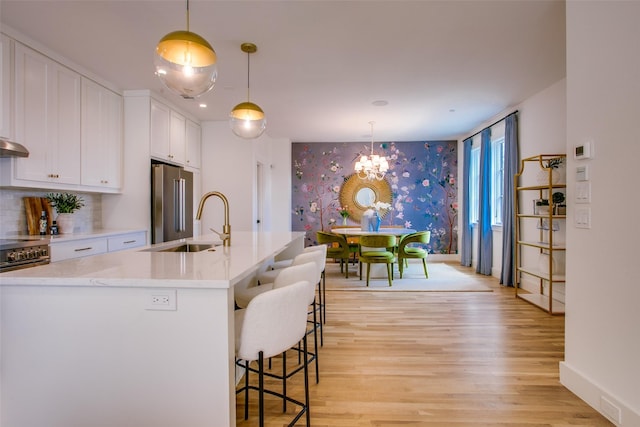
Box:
(199, 122, 291, 234)
(269, 137, 292, 232)
(560, 2, 640, 425)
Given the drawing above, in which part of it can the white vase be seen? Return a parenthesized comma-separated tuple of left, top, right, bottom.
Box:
(56, 213, 75, 234)
(551, 165, 566, 184)
(536, 166, 566, 185)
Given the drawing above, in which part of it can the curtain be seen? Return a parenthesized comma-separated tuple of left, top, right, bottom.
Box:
(460, 138, 473, 267)
(476, 128, 492, 275)
(500, 113, 518, 286)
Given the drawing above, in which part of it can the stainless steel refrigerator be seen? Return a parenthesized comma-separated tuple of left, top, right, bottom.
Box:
(151, 163, 193, 244)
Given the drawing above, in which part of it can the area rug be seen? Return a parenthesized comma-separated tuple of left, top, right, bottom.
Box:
(324, 261, 493, 292)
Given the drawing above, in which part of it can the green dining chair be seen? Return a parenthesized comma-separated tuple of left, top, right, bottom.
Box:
(330, 225, 360, 265)
(316, 231, 352, 278)
(397, 230, 431, 279)
(358, 234, 396, 287)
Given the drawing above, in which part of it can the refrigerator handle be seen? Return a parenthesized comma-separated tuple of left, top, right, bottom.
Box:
(180, 178, 186, 232)
(174, 179, 186, 232)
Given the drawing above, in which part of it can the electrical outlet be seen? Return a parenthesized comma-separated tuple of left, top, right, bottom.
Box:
(151, 295, 170, 305)
(146, 289, 177, 311)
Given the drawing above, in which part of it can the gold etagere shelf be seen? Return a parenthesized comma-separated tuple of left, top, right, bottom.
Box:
(514, 154, 567, 315)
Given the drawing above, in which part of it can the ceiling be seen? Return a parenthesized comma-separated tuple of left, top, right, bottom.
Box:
(0, 0, 565, 143)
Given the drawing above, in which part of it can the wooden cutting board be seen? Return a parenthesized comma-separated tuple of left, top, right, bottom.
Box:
(23, 197, 54, 235)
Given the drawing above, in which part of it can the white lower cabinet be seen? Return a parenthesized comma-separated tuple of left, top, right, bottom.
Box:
(107, 231, 146, 252)
(51, 238, 107, 262)
(51, 230, 147, 262)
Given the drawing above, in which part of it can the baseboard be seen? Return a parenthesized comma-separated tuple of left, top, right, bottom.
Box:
(560, 362, 640, 426)
(427, 254, 459, 262)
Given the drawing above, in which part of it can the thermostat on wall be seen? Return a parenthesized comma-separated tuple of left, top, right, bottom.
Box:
(574, 141, 592, 160)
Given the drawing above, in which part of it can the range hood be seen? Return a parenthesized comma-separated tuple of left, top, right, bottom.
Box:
(0, 138, 29, 158)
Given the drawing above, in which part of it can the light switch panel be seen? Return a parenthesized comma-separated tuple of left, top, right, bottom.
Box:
(575, 206, 591, 229)
(576, 165, 589, 181)
(575, 181, 591, 203)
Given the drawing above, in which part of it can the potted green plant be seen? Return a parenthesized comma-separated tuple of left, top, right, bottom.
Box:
(46, 192, 84, 234)
(552, 191, 566, 215)
(546, 157, 565, 169)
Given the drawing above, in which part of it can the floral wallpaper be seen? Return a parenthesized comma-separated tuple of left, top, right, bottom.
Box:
(291, 140, 458, 254)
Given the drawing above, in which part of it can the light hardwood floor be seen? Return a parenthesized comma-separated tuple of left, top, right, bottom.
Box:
(236, 262, 612, 426)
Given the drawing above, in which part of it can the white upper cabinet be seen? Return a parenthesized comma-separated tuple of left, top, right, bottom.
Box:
(81, 77, 123, 191)
(13, 42, 81, 185)
(185, 119, 201, 169)
(150, 98, 186, 166)
(169, 110, 186, 165)
(149, 98, 170, 161)
(0, 33, 12, 140)
(0, 36, 123, 193)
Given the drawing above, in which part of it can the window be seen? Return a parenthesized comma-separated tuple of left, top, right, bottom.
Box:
(491, 137, 505, 226)
(469, 147, 480, 224)
(467, 122, 505, 227)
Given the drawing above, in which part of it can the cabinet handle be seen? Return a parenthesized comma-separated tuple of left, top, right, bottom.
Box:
(74, 247, 93, 252)
(123, 240, 136, 244)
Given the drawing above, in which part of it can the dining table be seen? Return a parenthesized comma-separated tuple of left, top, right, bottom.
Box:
(330, 227, 417, 278)
(330, 227, 416, 237)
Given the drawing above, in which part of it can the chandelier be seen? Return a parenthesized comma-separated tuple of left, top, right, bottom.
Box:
(354, 121, 389, 181)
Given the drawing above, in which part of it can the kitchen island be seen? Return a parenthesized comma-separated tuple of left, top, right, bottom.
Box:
(0, 231, 305, 427)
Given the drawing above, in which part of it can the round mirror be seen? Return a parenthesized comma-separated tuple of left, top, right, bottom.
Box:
(355, 187, 376, 209)
(339, 174, 392, 222)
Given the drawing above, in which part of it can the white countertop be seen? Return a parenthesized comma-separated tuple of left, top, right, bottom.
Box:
(0, 231, 305, 289)
(48, 228, 147, 243)
(1, 228, 147, 243)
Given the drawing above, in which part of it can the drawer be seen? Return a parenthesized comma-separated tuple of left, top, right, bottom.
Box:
(107, 232, 146, 252)
(51, 238, 108, 262)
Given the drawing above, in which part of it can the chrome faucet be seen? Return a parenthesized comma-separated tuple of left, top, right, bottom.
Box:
(196, 191, 231, 246)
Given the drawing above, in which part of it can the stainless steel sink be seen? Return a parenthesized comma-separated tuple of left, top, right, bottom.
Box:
(158, 243, 217, 253)
(143, 242, 220, 253)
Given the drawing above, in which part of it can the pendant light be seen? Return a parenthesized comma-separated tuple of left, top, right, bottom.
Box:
(154, 0, 217, 99)
(354, 121, 389, 181)
(229, 43, 266, 139)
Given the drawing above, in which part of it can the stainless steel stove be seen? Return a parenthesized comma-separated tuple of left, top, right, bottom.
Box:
(0, 238, 51, 272)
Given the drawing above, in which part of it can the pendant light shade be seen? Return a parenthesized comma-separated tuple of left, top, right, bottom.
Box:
(229, 101, 266, 139)
(154, 0, 217, 99)
(230, 43, 266, 139)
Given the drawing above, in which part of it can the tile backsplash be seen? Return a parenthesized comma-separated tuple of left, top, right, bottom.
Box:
(0, 188, 102, 237)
